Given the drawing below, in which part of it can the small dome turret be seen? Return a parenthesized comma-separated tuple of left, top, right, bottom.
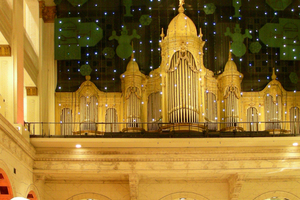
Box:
(166, 1, 197, 38)
(126, 53, 140, 72)
(224, 45, 237, 71)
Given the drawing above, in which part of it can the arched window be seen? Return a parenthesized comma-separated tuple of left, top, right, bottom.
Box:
(167, 50, 199, 123)
(105, 108, 118, 132)
(61, 108, 72, 135)
(265, 95, 281, 130)
(147, 92, 161, 131)
(290, 107, 300, 134)
(27, 190, 38, 200)
(66, 192, 111, 200)
(247, 107, 258, 131)
(205, 92, 217, 130)
(0, 168, 13, 200)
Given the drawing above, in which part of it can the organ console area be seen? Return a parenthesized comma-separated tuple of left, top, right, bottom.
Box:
(55, 3, 300, 135)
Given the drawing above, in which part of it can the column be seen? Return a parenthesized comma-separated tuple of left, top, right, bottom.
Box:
(39, 1, 56, 135)
(12, 0, 24, 125)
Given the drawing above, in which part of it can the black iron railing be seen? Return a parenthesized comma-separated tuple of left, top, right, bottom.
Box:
(25, 121, 300, 138)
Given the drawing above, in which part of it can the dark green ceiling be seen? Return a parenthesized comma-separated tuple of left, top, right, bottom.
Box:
(55, 0, 300, 92)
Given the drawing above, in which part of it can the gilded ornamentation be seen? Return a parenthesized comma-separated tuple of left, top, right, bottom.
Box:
(126, 87, 141, 99)
(224, 85, 241, 99)
(26, 87, 38, 96)
(42, 6, 57, 23)
(0, 45, 11, 56)
(179, 0, 185, 7)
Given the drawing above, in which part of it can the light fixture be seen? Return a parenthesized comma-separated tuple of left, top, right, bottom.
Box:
(293, 143, 298, 146)
(76, 144, 82, 148)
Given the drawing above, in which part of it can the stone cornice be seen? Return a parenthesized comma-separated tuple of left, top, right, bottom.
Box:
(33, 156, 300, 162)
(35, 147, 300, 155)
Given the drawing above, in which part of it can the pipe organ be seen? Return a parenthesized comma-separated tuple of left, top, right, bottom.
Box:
(54, 3, 300, 135)
(126, 87, 141, 128)
(147, 92, 161, 131)
(224, 86, 240, 127)
(290, 107, 300, 134)
(247, 107, 258, 131)
(105, 108, 118, 132)
(167, 50, 199, 123)
(80, 95, 98, 131)
(61, 108, 72, 135)
(265, 95, 282, 130)
(205, 92, 217, 130)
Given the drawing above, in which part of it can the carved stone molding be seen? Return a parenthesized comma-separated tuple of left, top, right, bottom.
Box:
(0, 45, 11, 56)
(35, 148, 300, 155)
(33, 158, 300, 171)
(129, 174, 139, 200)
(34, 156, 300, 162)
(34, 174, 45, 184)
(228, 173, 245, 200)
(39, 1, 56, 23)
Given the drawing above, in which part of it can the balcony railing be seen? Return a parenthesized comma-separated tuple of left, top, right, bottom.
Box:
(25, 121, 300, 138)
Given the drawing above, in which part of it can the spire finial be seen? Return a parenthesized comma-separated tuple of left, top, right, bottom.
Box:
(199, 28, 203, 39)
(131, 41, 134, 60)
(160, 28, 165, 40)
(179, 0, 185, 7)
(178, 0, 185, 13)
(272, 68, 277, 80)
(228, 42, 232, 61)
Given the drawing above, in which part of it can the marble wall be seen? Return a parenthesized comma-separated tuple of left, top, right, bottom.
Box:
(44, 182, 130, 200)
(0, 114, 42, 199)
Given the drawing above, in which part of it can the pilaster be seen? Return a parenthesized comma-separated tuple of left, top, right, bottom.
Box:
(129, 173, 139, 200)
(12, 0, 24, 125)
(38, 1, 56, 135)
(228, 173, 245, 200)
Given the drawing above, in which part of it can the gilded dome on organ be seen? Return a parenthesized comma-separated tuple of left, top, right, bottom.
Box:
(224, 48, 238, 72)
(224, 60, 238, 72)
(166, 2, 197, 38)
(126, 54, 140, 72)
